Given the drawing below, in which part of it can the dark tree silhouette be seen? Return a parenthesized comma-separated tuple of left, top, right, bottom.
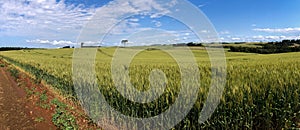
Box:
(121, 40, 128, 47)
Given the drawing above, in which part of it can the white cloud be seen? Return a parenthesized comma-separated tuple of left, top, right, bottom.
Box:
(26, 39, 76, 46)
(0, 0, 96, 39)
(252, 35, 281, 41)
(129, 18, 139, 22)
(219, 31, 230, 35)
(127, 29, 177, 45)
(152, 20, 162, 27)
(201, 30, 209, 33)
(221, 35, 300, 43)
(252, 35, 300, 41)
(231, 37, 241, 41)
(77, 0, 179, 44)
(198, 4, 206, 8)
(253, 27, 300, 33)
(252, 35, 264, 39)
(0, 0, 180, 46)
(155, 22, 162, 27)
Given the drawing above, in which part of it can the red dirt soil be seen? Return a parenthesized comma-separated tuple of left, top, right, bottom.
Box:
(0, 62, 55, 129)
(0, 60, 102, 130)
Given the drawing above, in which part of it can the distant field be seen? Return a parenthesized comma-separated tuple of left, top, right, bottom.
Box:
(0, 47, 300, 129)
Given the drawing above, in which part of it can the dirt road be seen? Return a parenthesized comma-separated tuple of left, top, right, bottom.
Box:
(0, 65, 55, 129)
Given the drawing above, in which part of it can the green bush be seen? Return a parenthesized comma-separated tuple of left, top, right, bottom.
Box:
(9, 68, 19, 78)
(51, 98, 78, 129)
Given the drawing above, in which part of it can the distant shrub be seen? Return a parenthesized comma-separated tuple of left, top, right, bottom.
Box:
(229, 39, 300, 54)
(146, 48, 160, 51)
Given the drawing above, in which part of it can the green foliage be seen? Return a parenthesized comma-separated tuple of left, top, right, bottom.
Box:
(51, 98, 78, 129)
(34, 117, 45, 122)
(37, 91, 50, 109)
(39, 91, 48, 102)
(25, 87, 35, 97)
(51, 98, 67, 108)
(9, 67, 19, 79)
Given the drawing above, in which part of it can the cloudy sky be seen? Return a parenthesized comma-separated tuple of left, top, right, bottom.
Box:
(0, 0, 300, 48)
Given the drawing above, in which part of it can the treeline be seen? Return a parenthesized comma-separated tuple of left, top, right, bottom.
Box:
(229, 39, 300, 54)
(0, 47, 34, 51)
(173, 42, 203, 47)
(61, 46, 75, 48)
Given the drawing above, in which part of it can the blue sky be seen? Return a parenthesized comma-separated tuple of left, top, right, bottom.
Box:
(0, 0, 300, 48)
